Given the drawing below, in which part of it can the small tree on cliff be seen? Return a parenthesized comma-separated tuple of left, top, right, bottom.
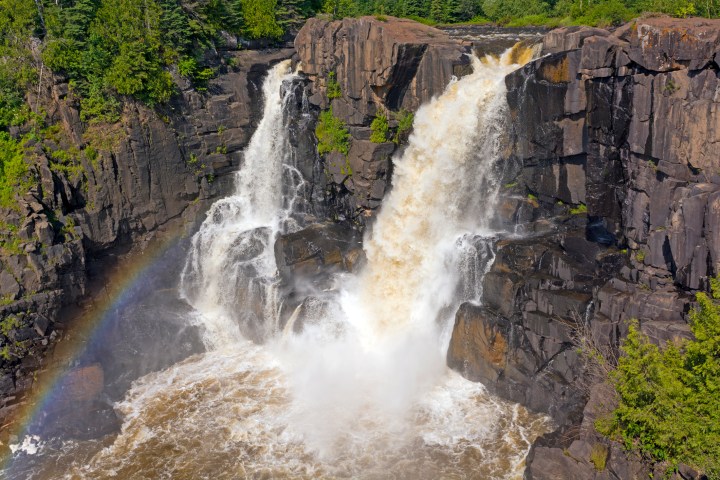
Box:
(598, 279, 720, 477)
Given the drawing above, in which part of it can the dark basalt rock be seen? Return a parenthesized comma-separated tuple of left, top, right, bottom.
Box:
(274, 222, 364, 288)
(448, 16, 720, 479)
(274, 222, 364, 330)
(295, 16, 472, 225)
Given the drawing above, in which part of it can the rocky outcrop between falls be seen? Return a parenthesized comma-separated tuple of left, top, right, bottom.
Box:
(446, 17, 720, 479)
(294, 16, 472, 225)
(0, 48, 294, 420)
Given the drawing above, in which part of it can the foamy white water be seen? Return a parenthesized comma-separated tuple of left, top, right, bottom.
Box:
(180, 60, 301, 346)
(56, 47, 551, 480)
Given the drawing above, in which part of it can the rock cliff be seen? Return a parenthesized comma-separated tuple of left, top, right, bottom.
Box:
(446, 18, 720, 479)
(294, 16, 471, 225)
(0, 47, 294, 419)
(3, 13, 717, 477)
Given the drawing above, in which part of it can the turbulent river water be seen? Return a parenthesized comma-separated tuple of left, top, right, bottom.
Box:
(6, 47, 551, 479)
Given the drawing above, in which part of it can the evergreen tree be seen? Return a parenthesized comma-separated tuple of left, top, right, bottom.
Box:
(430, 0, 447, 20)
(157, 0, 194, 55)
(240, 0, 283, 38)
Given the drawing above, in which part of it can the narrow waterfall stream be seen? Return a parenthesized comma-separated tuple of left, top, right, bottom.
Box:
(180, 60, 305, 346)
(7, 49, 551, 480)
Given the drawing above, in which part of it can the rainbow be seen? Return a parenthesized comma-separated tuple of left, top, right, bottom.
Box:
(1, 227, 191, 474)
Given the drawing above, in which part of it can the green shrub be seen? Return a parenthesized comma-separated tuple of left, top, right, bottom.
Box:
(0, 132, 30, 207)
(78, 82, 121, 124)
(0, 315, 19, 337)
(178, 57, 215, 90)
(315, 108, 350, 155)
(394, 110, 414, 144)
(569, 203, 588, 215)
(370, 113, 389, 143)
(598, 281, 720, 477)
(327, 71, 342, 99)
(178, 57, 198, 78)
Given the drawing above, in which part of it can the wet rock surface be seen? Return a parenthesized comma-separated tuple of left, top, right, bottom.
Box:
(275, 222, 364, 328)
(447, 17, 720, 479)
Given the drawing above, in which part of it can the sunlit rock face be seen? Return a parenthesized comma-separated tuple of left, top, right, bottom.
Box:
(293, 16, 474, 225)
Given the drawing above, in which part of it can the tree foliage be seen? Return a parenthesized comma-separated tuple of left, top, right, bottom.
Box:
(599, 282, 720, 477)
(0, 133, 29, 207)
(321, 0, 718, 25)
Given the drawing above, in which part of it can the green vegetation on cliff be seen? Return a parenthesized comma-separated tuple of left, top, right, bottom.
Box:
(0, 133, 30, 207)
(0, 0, 322, 125)
(370, 113, 389, 143)
(322, 0, 718, 26)
(599, 282, 720, 477)
(315, 108, 350, 155)
(0, 0, 321, 206)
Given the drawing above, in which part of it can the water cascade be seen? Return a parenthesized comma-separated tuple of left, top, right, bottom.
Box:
(14, 49, 552, 480)
(179, 60, 306, 346)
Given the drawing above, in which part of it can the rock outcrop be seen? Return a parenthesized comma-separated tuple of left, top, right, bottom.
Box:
(295, 16, 471, 224)
(446, 17, 720, 479)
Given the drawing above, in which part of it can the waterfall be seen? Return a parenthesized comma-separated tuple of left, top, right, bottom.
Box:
(59, 48, 551, 480)
(276, 50, 533, 458)
(348, 54, 512, 340)
(179, 60, 303, 346)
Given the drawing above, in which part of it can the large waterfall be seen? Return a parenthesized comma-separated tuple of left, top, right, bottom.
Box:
(15, 50, 551, 479)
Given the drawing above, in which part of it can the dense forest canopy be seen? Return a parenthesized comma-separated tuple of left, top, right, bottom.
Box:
(320, 0, 718, 24)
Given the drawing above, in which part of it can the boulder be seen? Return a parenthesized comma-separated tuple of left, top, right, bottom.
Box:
(274, 222, 364, 288)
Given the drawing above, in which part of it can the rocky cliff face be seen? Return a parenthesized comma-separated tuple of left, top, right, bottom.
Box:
(294, 16, 471, 225)
(447, 18, 720, 479)
(0, 47, 293, 418)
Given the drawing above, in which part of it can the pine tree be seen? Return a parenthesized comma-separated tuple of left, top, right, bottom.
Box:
(157, 0, 194, 54)
(429, 0, 446, 21)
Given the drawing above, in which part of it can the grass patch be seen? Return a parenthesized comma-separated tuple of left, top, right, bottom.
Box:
(589, 443, 608, 471)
